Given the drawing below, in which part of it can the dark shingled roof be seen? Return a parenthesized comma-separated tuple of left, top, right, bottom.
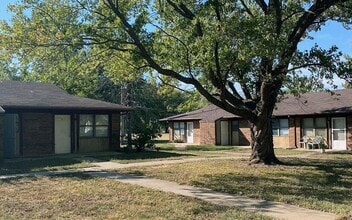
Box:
(274, 89, 352, 116)
(0, 81, 132, 112)
(162, 89, 352, 122)
(160, 104, 239, 123)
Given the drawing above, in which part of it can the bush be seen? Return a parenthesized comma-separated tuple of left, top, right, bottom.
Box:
(131, 119, 161, 152)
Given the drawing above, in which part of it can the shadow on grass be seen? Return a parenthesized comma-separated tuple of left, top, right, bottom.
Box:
(93, 150, 194, 162)
(0, 157, 86, 175)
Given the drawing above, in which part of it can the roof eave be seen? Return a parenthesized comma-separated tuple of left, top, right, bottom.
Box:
(1, 105, 133, 112)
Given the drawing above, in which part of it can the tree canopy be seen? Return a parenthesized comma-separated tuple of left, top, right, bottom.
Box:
(1, 0, 352, 164)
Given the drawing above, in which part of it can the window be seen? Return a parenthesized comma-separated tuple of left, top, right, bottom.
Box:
(79, 114, 109, 137)
(272, 119, 289, 136)
(302, 117, 326, 138)
(173, 122, 185, 141)
(231, 120, 239, 131)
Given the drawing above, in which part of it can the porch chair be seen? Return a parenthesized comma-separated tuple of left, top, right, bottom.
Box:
(299, 136, 310, 149)
(308, 136, 323, 149)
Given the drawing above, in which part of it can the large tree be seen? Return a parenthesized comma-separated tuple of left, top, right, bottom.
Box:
(1, 0, 352, 164)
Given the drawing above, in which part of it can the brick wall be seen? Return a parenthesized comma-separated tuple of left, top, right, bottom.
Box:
(347, 116, 352, 150)
(0, 114, 4, 161)
(193, 121, 200, 144)
(22, 113, 54, 156)
(288, 117, 301, 148)
(79, 138, 110, 152)
(239, 119, 251, 146)
(199, 122, 216, 145)
(111, 113, 121, 150)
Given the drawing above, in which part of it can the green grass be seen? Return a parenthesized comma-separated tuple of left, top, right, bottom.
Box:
(0, 157, 93, 175)
(0, 174, 271, 219)
(121, 154, 352, 217)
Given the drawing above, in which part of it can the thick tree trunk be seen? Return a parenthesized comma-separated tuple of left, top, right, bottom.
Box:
(249, 117, 283, 165)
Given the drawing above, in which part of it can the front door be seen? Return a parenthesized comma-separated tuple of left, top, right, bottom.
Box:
(55, 115, 71, 154)
(220, 121, 229, 145)
(331, 117, 346, 150)
(4, 114, 20, 158)
(187, 122, 194, 143)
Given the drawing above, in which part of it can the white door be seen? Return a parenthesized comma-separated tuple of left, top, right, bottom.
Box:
(187, 122, 194, 143)
(220, 121, 229, 145)
(55, 115, 71, 154)
(331, 117, 346, 150)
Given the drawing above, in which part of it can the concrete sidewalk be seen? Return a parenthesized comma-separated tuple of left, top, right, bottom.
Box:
(81, 156, 241, 171)
(87, 171, 337, 220)
(0, 156, 338, 220)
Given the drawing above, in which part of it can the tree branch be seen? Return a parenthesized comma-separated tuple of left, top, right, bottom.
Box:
(165, 0, 203, 36)
(240, 0, 254, 16)
(157, 76, 192, 93)
(276, 0, 349, 77)
(146, 18, 194, 78)
(288, 62, 324, 72)
(166, 0, 195, 19)
(255, 0, 268, 14)
(269, 0, 282, 36)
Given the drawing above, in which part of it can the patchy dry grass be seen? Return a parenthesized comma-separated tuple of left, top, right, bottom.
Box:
(92, 150, 196, 163)
(86, 147, 310, 164)
(0, 157, 93, 175)
(0, 174, 271, 220)
(122, 156, 352, 217)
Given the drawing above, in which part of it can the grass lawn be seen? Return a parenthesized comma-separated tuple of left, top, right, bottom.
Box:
(83, 147, 310, 163)
(121, 154, 352, 217)
(91, 150, 196, 163)
(0, 174, 271, 219)
(0, 157, 93, 175)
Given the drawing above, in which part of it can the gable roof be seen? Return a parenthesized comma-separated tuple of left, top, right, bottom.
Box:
(0, 81, 132, 112)
(160, 104, 239, 123)
(162, 89, 352, 122)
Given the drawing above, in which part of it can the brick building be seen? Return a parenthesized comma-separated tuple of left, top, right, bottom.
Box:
(162, 89, 352, 150)
(0, 81, 132, 159)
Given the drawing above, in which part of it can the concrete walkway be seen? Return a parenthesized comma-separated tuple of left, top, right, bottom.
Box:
(87, 171, 337, 220)
(0, 156, 338, 220)
(82, 156, 242, 171)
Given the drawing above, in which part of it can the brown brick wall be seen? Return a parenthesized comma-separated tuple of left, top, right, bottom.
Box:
(199, 122, 216, 145)
(22, 113, 54, 156)
(287, 117, 300, 148)
(0, 114, 4, 161)
(347, 116, 352, 150)
(111, 113, 121, 150)
(79, 138, 110, 152)
(193, 121, 200, 144)
(239, 119, 251, 146)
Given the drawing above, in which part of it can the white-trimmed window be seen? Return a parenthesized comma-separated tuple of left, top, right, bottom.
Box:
(272, 119, 289, 136)
(173, 122, 185, 141)
(302, 117, 327, 138)
(80, 114, 109, 137)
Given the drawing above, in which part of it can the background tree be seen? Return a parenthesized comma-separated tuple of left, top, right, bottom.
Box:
(1, 0, 352, 163)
